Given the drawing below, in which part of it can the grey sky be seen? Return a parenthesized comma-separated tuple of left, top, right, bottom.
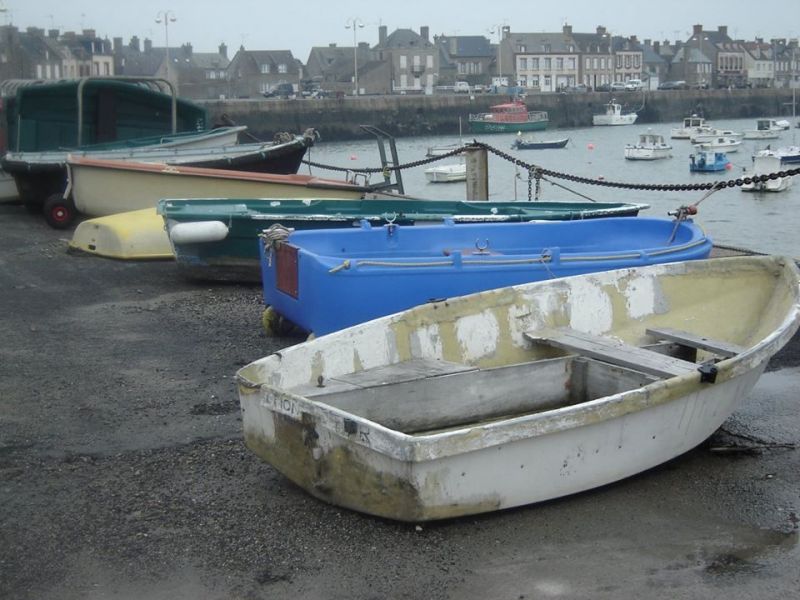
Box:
(4, 0, 799, 60)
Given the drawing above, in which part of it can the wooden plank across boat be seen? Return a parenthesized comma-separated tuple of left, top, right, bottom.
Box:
(237, 256, 800, 521)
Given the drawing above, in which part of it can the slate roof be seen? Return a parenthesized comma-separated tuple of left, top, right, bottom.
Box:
(503, 32, 577, 53)
(380, 28, 433, 49)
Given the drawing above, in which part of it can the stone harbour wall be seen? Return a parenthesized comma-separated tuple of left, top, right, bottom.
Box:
(198, 89, 797, 142)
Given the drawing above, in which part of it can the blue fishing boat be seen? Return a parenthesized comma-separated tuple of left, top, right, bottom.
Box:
(689, 149, 730, 172)
(158, 197, 649, 282)
(259, 217, 712, 336)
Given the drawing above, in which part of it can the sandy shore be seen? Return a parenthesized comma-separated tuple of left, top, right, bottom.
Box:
(1, 203, 798, 600)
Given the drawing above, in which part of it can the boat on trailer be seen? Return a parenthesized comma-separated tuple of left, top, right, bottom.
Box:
(259, 216, 711, 337)
(237, 255, 800, 522)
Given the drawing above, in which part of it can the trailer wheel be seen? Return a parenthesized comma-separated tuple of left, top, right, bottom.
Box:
(43, 194, 77, 229)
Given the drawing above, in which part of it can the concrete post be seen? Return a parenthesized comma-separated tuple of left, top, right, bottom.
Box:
(465, 145, 488, 200)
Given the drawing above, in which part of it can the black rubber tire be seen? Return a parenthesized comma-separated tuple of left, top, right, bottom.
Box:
(42, 194, 77, 229)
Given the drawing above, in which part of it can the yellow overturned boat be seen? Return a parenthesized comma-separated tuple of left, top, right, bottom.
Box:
(68, 208, 173, 260)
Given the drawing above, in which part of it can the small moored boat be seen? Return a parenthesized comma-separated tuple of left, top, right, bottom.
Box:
(624, 130, 672, 160)
(593, 100, 637, 126)
(741, 150, 794, 192)
(468, 100, 549, 134)
(512, 134, 569, 150)
(670, 114, 713, 139)
(689, 149, 731, 172)
(259, 216, 711, 336)
(424, 160, 467, 183)
(237, 255, 800, 521)
(694, 136, 742, 153)
(742, 119, 785, 140)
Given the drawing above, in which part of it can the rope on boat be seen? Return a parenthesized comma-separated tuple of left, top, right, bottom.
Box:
(259, 223, 294, 266)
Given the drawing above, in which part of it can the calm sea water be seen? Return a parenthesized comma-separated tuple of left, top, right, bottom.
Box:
(302, 116, 800, 258)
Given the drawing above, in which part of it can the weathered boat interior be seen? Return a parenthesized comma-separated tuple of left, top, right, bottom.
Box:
(284, 325, 742, 436)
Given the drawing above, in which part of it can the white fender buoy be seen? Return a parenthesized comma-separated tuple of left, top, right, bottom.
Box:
(169, 220, 229, 244)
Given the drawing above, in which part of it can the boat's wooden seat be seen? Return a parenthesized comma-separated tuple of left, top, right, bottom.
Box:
(644, 327, 745, 358)
(294, 358, 477, 398)
(525, 326, 698, 379)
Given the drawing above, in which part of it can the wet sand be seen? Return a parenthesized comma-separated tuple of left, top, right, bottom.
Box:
(1, 203, 798, 600)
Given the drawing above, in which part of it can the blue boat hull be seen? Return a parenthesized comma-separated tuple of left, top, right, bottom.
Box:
(260, 217, 713, 336)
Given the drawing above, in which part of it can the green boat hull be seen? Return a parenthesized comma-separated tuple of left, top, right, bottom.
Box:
(158, 198, 648, 282)
(468, 120, 549, 134)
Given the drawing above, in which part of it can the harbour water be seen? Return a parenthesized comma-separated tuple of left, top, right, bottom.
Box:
(302, 116, 800, 258)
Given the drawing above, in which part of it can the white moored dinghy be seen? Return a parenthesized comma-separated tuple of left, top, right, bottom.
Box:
(236, 256, 800, 522)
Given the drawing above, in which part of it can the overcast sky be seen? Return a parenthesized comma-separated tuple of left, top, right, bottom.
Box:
(4, 0, 799, 60)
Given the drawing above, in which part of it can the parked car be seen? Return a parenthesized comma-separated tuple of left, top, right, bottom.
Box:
(624, 79, 643, 91)
(454, 81, 471, 93)
(657, 81, 687, 90)
(562, 84, 591, 93)
(610, 82, 627, 92)
(594, 83, 612, 92)
(262, 83, 295, 99)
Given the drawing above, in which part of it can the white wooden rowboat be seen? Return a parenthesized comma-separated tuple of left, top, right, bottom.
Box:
(236, 256, 800, 522)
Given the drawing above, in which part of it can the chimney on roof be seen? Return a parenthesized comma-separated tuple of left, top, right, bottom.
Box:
(113, 37, 122, 51)
(379, 25, 387, 46)
(219, 43, 227, 58)
(718, 25, 728, 37)
(47, 29, 59, 39)
(630, 35, 638, 44)
(562, 24, 572, 35)
(82, 29, 96, 38)
(130, 36, 140, 51)
(653, 41, 660, 53)
(692, 24, 702, 36)
(596, 26, 607, 36)
(501, 25, 510, 39)
(328, 43, 337, 47)
(182, 43, 192, 58)
(144, 38, 152, 53)
(420, 26, 429, 42)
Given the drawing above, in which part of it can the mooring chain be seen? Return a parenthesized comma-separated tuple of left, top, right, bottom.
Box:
(302, 141, 800, 191)
(471, 141, 800, 191)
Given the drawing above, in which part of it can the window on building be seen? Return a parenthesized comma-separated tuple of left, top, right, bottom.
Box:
(517, 44, 526, 52)
(544, 75, 551, 88)
(260, 64, 270, 74)
(556, 57, 563, 70)
(278, 63, 287, 73)
(531, 75, 539, 87)
(413, 55, 421, 68)
(543, 44, 551, 53)
(624, 55, 631, 68)
(567, 57, 575, 70)
(531, 58, 539, 70)
(519, 57, 527, 70)
(400, 55, 407, 68)
(585, 57, 590, 69)
(519, 76, 527, 87)
(544, 57, 551, 70)
(634, 55, 640, 68)
(616, 55, 622, 68)
(103, 63, 109, 75)
(426, 55, 433, 68)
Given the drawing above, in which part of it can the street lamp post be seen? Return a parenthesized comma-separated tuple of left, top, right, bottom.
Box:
(489, 25, 505, 88)
(155, 10, 177, 82)
(345, 17, 364, 95)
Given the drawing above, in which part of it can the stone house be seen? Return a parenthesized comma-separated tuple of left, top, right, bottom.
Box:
(434, 34, 494, 87)
(504, 26, 581, 92)
(375, 25, 438, 94)
(226, 49, 303, 98)
(743, 40, 776, 88)
(571, 26, 615, 89)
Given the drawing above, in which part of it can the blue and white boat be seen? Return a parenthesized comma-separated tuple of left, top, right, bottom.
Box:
(689, 149, 730, 172)
(259, 217, 713, 336)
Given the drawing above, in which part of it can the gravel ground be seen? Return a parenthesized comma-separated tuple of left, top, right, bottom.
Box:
(1, 203, 799, 600)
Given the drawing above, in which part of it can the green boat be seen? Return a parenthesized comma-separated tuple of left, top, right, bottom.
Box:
(468, 100, 548, 134)
(158, 197, 649, 282)
(1, 76, 209, 213)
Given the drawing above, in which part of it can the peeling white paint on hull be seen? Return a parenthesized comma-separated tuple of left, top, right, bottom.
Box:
(237, 256, 800, 521)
